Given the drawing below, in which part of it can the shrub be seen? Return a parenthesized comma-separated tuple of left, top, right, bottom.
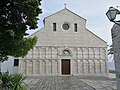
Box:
(0, 72, 27, 90)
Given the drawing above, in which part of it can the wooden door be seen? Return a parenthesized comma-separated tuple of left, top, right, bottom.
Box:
(61, 59, 70, 75)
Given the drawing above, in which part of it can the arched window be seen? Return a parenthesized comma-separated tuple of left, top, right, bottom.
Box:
(62, 50, 71, 55)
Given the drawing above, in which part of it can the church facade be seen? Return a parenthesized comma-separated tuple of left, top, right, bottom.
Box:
(19, 8, 108, 76)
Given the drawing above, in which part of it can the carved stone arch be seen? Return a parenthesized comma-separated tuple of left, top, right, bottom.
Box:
(52, 47, 58, 59)
(52, 60, 58, 75)
(94, 48, 100, 59)
(101, 60, 107, 73)
(73, 48, 77, 59)
(77, 60, 81, 74)
(28, 60, 33, 75)
(23, 60, 27, 74)
(39, 47, 42, 59)
(97, 60, 101, 73)
(98, 60, 102, 73)
(33, 47, 39, 59)
(61, 48, 72, 56)
(83, 60, 89, 73)
(37, 47, 40, 59)
(87, 60, 90, 73)
(89, 60, 94, 73)
(78, 48, 83, 59)
(104, 60, 107, 73)
(34, 60, 39, 74)
(46, 47, 52, 59)
(94, 60, 100, 73)
(89, 48, 94, 59)
(39, 48, 41, 59)
(74, 60, 78, 74)
(81, 60, 84, 73)
(92, 60, 96, 73)
(39, 48, 46, 59)
(47, 60, 52, 74)
(80, 47, 83, 52)
(41, 60, 46, 74)
(100, 48, 106, 59)
(49, 47, 52, 59)
(83, 48, 89, 59)
(43, 48, 46, 59)
(84, 47, 89, 51)
(39, 60, 42, 74)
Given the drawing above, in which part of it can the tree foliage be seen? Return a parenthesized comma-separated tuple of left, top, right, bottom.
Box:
(0, 72, 13, 90)
(0, 0, 42, 61)
(0, 72, 27, 90)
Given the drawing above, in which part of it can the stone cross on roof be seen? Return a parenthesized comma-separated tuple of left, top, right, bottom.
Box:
(64, 3, 67, 9)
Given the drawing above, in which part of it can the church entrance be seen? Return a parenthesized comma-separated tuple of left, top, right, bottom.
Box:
(61, 59, 70, 75)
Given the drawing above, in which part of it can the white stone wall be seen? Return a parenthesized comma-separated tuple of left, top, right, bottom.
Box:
(1, 56, 18, 74)
(19, 8, 108, 76)
(19, 46, 108, 76)
(30, 9, 107, 48)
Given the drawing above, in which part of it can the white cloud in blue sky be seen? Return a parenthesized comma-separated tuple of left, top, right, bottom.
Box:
(28, 0, 120, 45)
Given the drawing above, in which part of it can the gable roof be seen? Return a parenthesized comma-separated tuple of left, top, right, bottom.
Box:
(44, 8, 87, 21)
(28, 8, 107, 47)
(86, 28, 107, 44)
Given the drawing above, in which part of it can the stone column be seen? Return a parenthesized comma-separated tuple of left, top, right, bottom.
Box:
(33, 60, 36, 75)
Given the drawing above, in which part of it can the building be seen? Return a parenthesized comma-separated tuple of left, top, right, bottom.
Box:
(18, 7, 108, 76)
(111, 24, 120, 89)
(1, 56, 18, 74)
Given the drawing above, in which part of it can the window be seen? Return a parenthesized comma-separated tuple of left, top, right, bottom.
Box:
(62, 23, 69, 30)
(62, 50, 71, 55)
(14, 59, 19, 66)
(53, 23, 56, 31)
(74, 23, 77, 32)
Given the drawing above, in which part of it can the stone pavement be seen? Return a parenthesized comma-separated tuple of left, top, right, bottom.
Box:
(80, 76, 117, 90)
(24, 76, 117, 90)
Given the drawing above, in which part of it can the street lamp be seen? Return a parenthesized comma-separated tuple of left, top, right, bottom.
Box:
(106, 6, 120, 25)
(106, 6, 120, 90)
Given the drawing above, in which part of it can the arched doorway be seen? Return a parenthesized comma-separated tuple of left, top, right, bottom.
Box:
(61, 49, 71, 75)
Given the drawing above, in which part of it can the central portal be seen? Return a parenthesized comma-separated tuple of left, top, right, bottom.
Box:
(61, 59, 70, 75)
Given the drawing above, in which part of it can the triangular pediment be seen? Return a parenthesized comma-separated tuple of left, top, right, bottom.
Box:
(29, 8, 107, 48)
(44, 8, 86, 21)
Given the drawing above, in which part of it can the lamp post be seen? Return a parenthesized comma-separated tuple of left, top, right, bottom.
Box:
(106, 6, 120, 90)
(106, 6, 120, 25)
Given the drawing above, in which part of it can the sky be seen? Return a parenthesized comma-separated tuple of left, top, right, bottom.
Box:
(27, 0, 120, 46)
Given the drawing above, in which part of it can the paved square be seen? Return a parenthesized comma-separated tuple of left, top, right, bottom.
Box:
(25, 76, 95, 90)
(24, 76, 116, 90)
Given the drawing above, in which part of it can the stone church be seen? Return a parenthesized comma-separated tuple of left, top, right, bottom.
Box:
(19, 7, 108, 76)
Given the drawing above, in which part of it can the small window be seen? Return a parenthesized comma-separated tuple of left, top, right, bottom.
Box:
(14, 59, 19, 66)
(62, 23, 69, 30)
(62, 50, 71, 55)
(53, 23, 56, 31)
(74, 23, 77, 32)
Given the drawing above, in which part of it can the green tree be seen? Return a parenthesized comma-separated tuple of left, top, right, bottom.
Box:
(0, 0, 42, 61)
